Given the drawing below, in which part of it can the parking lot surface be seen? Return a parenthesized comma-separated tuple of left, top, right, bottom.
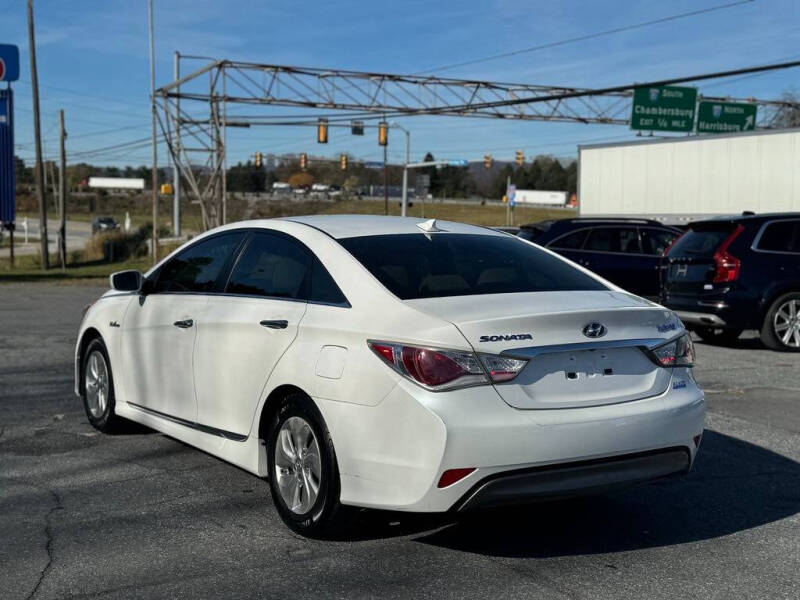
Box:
(1, 283, 799, 599)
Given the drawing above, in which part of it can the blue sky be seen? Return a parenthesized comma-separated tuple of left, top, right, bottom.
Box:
(1, 0, 799, 167)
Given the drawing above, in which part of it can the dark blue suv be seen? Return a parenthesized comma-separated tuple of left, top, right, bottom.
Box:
(518, 218, 681, 299)
(662, 213, 800, 351)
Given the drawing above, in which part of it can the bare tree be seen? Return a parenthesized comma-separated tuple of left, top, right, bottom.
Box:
(773, 89, 800, 129)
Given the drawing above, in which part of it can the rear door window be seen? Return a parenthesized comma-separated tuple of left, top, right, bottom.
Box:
(640, 228, 680, 255)
(584, 227, 640, 253)
(549, 229, 588, 250)
(756, 220, 800, 253)
(226, 232, 310, 300)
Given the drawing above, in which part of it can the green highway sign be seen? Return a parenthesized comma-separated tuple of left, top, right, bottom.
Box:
(697, 101, 757, 133)
(630, 85, 697, 132)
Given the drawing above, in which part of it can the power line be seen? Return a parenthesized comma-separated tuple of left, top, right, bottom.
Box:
(420, 0, 756, 74)
(387, 58, 800, 118)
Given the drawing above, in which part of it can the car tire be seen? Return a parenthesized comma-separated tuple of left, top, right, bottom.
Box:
(761, 293, 800, 352)
(266, 392, 353, 538)
(693, 326, 743, 345)
(81, 337, 126, 433)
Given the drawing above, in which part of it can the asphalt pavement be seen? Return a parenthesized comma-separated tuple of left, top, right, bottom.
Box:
(1, 283, 798, 599)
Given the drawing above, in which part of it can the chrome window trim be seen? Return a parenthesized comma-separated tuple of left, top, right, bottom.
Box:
(750, 218, 800, 255)
(142, 290, 350, 308)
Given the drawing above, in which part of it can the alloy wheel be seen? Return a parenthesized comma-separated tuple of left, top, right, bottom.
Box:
(274, 416, 322, 514)
(85, 350, 110, 418)
(773, 299, 800, 348)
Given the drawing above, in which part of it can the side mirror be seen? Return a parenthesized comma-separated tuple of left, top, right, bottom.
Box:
(110, 270, 143, 292)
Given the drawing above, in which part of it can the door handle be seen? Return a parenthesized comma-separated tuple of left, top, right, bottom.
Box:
(173, 319, 194, 329)
(260, 319, 288, 329)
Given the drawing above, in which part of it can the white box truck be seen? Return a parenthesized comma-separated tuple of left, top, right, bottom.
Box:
(512, 189, 568, 206)
(578, 128, 800, 222)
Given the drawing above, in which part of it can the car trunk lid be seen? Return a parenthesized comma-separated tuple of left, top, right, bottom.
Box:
(406, 291, 676, 409)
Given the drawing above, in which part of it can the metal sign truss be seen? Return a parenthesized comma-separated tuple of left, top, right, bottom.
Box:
(154, 59, 796, 229)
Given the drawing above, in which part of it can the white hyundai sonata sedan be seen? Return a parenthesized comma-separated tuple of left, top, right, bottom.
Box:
(75, 215, 705, 536)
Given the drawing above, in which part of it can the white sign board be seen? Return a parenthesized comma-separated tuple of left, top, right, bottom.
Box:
(88, 177, 145, 190)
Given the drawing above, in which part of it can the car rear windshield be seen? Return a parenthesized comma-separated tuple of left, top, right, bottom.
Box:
(667, 224, 736, 258)
(339, 233, 608, 300)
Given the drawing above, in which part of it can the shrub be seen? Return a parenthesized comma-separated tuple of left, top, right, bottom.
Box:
(83, 224, 151, 263)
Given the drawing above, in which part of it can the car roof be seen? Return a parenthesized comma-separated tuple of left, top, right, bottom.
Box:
(522, 217, 669, 228)
(280, 214, 501, 239)
(690, 212, 800, 227)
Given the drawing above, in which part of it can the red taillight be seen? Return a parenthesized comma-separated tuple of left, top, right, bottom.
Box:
(712, 225, 744, 283)
(367, 341, 525, 391)
(437, 468, 476, 488)
(371, 343, 395, 365)
(401, 347, 465, 387)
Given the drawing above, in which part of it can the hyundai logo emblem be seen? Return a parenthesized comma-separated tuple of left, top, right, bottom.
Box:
(582, 322, 607, 338)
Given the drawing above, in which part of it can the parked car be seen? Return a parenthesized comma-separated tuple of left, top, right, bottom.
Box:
(76, 216, 704, 537)
(92, 216, 120, 235)
(518, 218, 681, 299)
(662, 212, 800, 351)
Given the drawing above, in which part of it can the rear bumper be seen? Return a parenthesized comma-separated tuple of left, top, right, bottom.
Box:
(453, 447, 690, 511)
(674, 310, 728, 327)
(664, 292, 757, 330)
(317, 372, 705, 513)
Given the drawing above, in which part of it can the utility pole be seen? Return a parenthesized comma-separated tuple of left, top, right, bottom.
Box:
(172, 51, 181, 236)
(148, 0, 158, 262)
(58, 109, 66, 269)
(27, 0, 48, 269)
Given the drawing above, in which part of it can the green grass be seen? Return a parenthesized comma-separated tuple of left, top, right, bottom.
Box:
(252, 198, 571, 226)
(0, 255, 153, 284)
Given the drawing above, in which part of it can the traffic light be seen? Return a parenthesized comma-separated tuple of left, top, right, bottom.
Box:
(340, 154, 348, 171)
(351, 120, 364, 135)
(254, 151, 263, 168)
(378, 121, 388, 146)
(317, 118, 328, 144)
(299, 153, 308, 170)
(515, 149, 524, 166)
(484, 154, 492, 169)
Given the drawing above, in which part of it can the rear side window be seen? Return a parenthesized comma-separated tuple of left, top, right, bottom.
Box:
(227, 233, 310, 299)
(756, 220, 800, 253)
(550, 229, 588, 250)
(154, 232, 244, 293)
(309, 259, 348, 305)
(584, 227, 640, 253)
(339, 233, 607, 300)
(641, 228, 679, 255)
(668, 226, 734, 258)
